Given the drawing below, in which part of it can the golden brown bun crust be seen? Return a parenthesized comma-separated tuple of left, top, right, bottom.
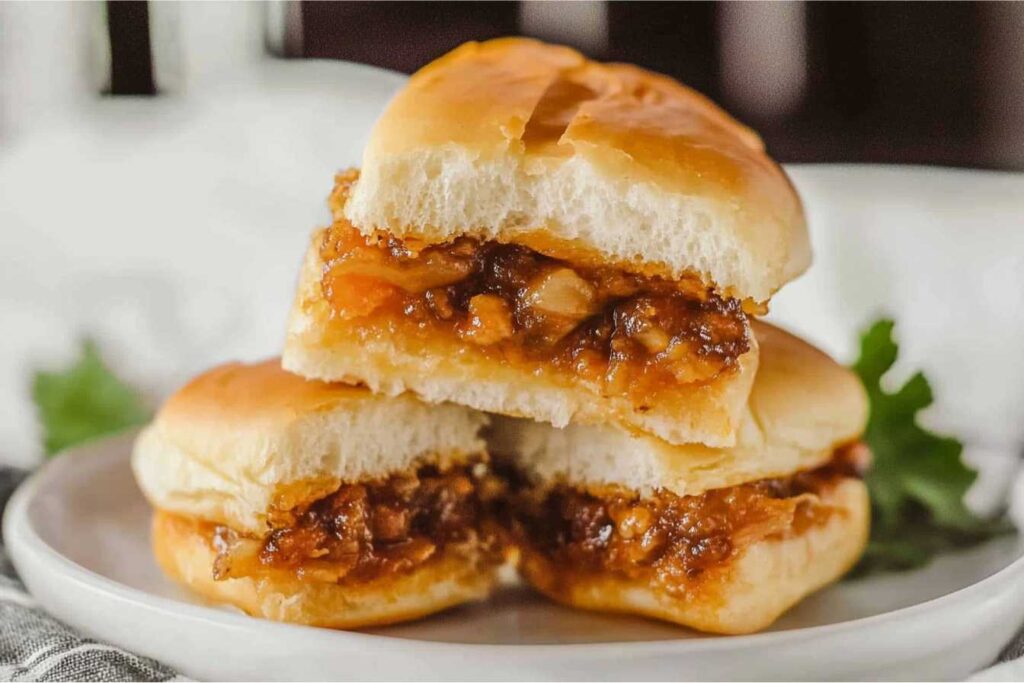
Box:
(152, 511, 499, 629)
(517, 478, 869, 634)
(159, 358, 372, 426)
(746, 320, 868, 454)
(346, 37, 810, 302)
(369, 37, 787, 211)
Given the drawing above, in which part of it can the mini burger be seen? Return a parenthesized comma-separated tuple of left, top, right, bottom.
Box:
(132, 359, 504, 628)
(488, 323, 870, 634)
(283, 37, 810, 448)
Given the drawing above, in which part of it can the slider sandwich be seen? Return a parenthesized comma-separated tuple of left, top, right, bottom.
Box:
(132, 360, 504, 628)
(284, 38, 810, 447)
(489, 323, 870, 634)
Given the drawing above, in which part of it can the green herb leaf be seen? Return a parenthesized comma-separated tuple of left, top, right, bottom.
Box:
(32, 340, 152, 457)
(850, 319, 1013, 576)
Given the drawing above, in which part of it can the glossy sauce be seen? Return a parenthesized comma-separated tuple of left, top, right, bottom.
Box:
(504, 445, 865, 591)
(318, 175, 750, 405)
(213, 463, 505, 584)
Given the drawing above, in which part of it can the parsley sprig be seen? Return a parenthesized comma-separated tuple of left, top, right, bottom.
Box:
(851, 319, 1013, 576)
(32, 340, 151, 457)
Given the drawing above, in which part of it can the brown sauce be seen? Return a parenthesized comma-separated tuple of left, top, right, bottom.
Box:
(503, 444, 865, 591)
(317, 173, 750, 405)
(212, 463, 506, 584)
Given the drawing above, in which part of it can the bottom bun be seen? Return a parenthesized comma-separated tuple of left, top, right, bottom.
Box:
(517, 478, 869, 635)
(153, 510, 500, 629)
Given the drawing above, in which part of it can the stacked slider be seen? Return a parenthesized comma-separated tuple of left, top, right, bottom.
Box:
(489, 323, 869, 634)
(133, 360, 505, 627)
(134, 37, 870, 635)
(282, 35, 812, 447)
(282, 38, 870, 633)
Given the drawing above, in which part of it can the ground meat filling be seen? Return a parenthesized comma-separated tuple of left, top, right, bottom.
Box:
(318, 173, 750, 402)
(212, 463, 504, 584)
(505, 444, 866, 591)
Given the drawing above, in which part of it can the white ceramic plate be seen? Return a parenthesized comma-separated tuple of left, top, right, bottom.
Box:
(6, 432, 1024, 681)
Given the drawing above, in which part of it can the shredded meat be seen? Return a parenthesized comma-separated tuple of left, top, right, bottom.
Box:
(502, 444, 866, 592)
(317, 173, 750, 405)
(212, 463, 506, 584)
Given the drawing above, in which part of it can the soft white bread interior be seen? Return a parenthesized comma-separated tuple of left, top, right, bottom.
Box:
(518, 478, 869, 634)
(283, 234, 759, 448)
(132, 359, 487, 535)
(489, 321, 868, 496)
(153, 511, 498, 629)
(345, 37, 809, 303)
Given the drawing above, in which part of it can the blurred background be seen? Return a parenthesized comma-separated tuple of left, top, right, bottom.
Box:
(20, 0, 1024, 169)
(296, 1, 1024, 170)
(1, 1, 1022, 468)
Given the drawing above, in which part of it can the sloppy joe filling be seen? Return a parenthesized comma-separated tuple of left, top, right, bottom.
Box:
(317, 172, 751, 402)
(212, 462, 506, 584)
(503, 443, 867, 591)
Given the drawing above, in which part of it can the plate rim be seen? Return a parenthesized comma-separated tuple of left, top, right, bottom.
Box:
(6, 431, 1024, 657)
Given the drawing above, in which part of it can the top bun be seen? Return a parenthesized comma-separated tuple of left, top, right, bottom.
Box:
(132, 359, 487, 534)
(345, 37, 809, 303)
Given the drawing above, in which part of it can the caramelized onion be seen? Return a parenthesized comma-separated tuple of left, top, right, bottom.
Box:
(212, 528, 263, 581)
(506, 450, 859, 586)
(211, 463, 503, 585)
